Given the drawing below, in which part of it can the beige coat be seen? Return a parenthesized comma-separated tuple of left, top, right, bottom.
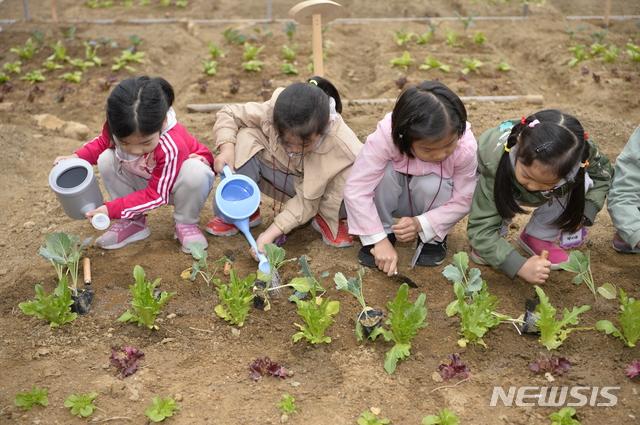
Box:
(213, 88, 363, 237)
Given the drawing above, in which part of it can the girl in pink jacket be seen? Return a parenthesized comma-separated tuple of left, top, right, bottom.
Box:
(53, 76, 215, 254)
(344, 81, 478, 276)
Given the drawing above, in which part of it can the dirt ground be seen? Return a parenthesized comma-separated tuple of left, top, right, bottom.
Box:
(1, 0, 640, 424)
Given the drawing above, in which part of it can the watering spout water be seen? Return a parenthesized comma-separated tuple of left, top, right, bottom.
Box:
(234, 217, 271, 276)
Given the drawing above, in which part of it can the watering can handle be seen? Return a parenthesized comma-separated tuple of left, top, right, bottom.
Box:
(221, 165, 232, 180)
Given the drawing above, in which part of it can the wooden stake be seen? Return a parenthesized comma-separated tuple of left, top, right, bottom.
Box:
(604, 0, 613, 28)
(50, 0, 58, 30)
(540, 250, 549, 260)
(83, 257, 91, 285)
(312, 13, 324, 77)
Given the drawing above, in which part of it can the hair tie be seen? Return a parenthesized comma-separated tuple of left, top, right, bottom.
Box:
(504, 142, 511, 153)
(528, 119, 540, 128)
(309, 80, 318, 86)
(581, 160, 590, 167)
(584, 131, 589, 140)
(398, 134, 403, 139)
(520, 116, 527, 125)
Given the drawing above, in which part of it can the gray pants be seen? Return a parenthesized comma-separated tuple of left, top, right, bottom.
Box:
(374, 162, 453, 234)
(98, 149, 215, 224)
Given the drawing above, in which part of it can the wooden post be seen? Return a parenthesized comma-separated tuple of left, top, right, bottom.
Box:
(312, 13, 323, 77)
(604, 0, 613, 28)
(50, 0, 58, 30)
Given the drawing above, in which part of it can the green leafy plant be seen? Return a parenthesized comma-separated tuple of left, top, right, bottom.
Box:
(422, 408, 460, 425)
(334, 268, 379, 341)
(590, 42, 607, 56)
(176, 0, 188, 7)
(470, 30, 486, 44)
(358, 411, 390, 425)
(442, 251, 483, 293)
(567, 42, 591, 67)
(392, 26, 416, 46)
(213, 269, 255, 326)
(419, 55, 450, 72)
(59, 71, 83, 83)
(241, 60, 263, 72)
(251, 24, 273, 41)
(626, 43, 640, 62)
(83, 41, 103, 66)
(283, 22, 297, 43)
(64, 392, 98, 417)
(117, 265, 176, 329)
(370, 283, 428, 374)
(207, 42, 225, 59)
(415, 32, 433, 44)
(222, 28, 247, 45)
(112, 50, 146, 71)
(277, 394, 301, 415)
(145, 396, 180, 422)
(19, 277, 77, 327)
(559, 250, 612, 299)
(10, 38, 37, 60)
(32, 29, 46, 44)
(280, 63, 299, 75)
(39, 232, 92, 292)
(0, 72, 9, 83)
(564, 25, 585, 40)
(14, 387, 49, 411)
(590, 30, 607, 43)
(281, 44, 297, 60)
(460, 57, 483, 74)
(242, 42, 265, 61)
(602, 45, 620, 63)
(128, 34, 143, 51)
(42, 60, 64, 70)
(291, 255, 339, 344)
(182, 242, 227, 286)
(549, 407, 581, 425)
(535, 285, 591, 351)
(48, 40, 70, 62)
(497, 61, 511, 71)
(4, 61, 22, 74)
(389, 51, 415, 70)
(453, 11, 477, 34)
(596, 287, 640, 347)
(21, 70, 46, 84)
(444, 27, 463, 47)
(426, 19, 442, 37)
(202, 60, 218, 76)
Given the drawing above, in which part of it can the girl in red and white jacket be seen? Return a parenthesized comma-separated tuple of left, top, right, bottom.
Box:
(53, 76, 215, 254)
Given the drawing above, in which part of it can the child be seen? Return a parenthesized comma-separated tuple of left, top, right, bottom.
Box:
(468, 110, 613, 284)
(607, 124, 640, 253)
(53, 76, 215, 254)
(343, 81, 478, 276)
(206, 76, 363, 256)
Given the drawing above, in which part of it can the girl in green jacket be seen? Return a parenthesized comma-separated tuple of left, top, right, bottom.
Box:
(467, 110, 613, 284)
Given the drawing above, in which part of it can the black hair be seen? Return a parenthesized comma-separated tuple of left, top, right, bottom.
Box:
(391, 80, 468, 158)
(272, 76, 341, 148)
(494, 109, 589, 232)
(106, 76, 174, 140)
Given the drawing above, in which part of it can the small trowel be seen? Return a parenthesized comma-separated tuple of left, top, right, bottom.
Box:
(371, 248, 418, 288)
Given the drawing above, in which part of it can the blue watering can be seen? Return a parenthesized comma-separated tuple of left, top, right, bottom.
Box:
(214, 165, 271, 275)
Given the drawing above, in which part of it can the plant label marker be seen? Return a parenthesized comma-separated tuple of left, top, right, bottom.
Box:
(289, 0, 344, 78)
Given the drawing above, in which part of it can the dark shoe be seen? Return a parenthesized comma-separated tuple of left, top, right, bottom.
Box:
(358, 233, 397, 268)
(415, 237, 447, 267)
(612, 231, 637, 253)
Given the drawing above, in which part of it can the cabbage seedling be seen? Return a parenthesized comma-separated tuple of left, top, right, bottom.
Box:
(334, 268, 381, 341)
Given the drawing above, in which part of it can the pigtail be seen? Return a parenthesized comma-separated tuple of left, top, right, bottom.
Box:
(152, 76, 175, 108)
(307, 76, 342, 114)
(494, 124, 526, 220)
(552, 143, 590, 231)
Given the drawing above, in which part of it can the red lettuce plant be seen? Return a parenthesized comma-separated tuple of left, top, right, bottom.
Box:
(110, 346, 145, 379)
(249, 357, 288, 381)
(626, 360, 640, 378)
(530, 356, 571, 376)
(438, 353, 470, 380)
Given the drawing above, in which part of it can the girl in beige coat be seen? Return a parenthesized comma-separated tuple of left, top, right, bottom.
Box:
(206, 77, 363, 259)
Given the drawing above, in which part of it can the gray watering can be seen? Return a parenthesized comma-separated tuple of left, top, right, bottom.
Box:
(49, 158, 104, 221)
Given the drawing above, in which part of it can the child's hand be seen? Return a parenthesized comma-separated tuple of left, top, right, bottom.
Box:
(214, 143, 236, 174)
(372, 239, 398, 277)
(251, 224, 283, 262)
(85, 205, 109, 223)
(517, 256, 551, 285)
(188, 153, 211, 168)
(53, 153, 79, 166)
(391, 216, 420, 243)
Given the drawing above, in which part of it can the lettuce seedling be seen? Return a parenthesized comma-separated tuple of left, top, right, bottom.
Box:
(370, 283, 428, 374)
(64, 392, 98, 417)
(248, 357, 287, 381)
(419, 56, 450, 73)
(460, 58, 483, 75)
(291, 256, 339, 344)
(182, 241, 227, 286)
(438, 353, 470, 380)
(19, 276, 77, 327)
(242, 42, 265, 61)
(389, 51, 415, 70)
(549, 407, 581, 425)
(422, 408, 460, 425)
(213, 269, 254, 327)
(242, 60, 263, 72)
(442, 252, 482, 293)
(277, 394, 301, 415)
(10, 38, 37, 60)
(529, 356, 571, 376)
(626, 360, 640, 378)
(595, 287, 640, 347)
(117, 265, 176, 329)
(144, 396, 180, 422)
(110, 346, 145, 379)
(535, 286, 591, 351)
(14, 386, 49, 411)
(391, 26, 416, 46)
(358, 411, 390, 425)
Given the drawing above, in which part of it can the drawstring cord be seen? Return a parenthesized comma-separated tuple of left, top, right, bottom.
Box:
(406, 161, 443, 217)
(272, 154, 292, 216)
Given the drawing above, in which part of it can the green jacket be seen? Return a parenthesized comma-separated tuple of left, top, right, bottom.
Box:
(607, 125, 640, 251)
(467, 119, 614, 278)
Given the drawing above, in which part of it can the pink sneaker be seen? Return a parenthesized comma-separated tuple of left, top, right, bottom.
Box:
(517, 230, 568, 270)
(96, 215, 150, 250)
(175, 223, 208, 254)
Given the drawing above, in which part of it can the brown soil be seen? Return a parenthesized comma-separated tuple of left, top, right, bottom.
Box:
(1, 0, 640, 424)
